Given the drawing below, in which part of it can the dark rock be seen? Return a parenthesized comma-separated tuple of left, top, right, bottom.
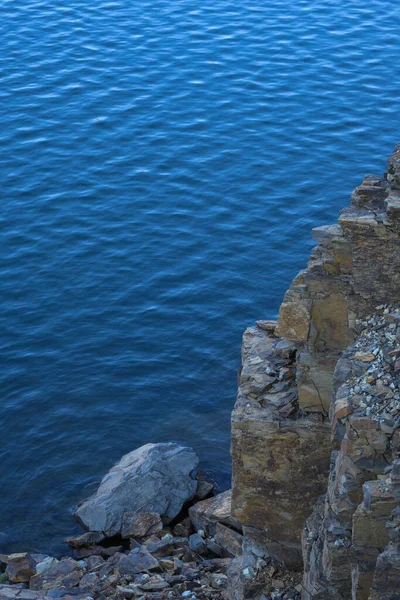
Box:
(172, 517, 192, 537)
(194, 479, 215, 502)
(188, 534, 207, 555)
(85, 555, 104, 571)
(73, 545, 104, 559)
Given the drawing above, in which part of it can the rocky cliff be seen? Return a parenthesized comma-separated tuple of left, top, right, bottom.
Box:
(231, 145, 400, 599)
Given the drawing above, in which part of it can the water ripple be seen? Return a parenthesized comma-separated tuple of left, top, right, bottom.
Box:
(1, 0, 400, 555)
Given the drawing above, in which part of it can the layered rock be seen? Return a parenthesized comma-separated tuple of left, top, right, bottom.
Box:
(231, 145, 400, 599)
(231, 324, 331, 569)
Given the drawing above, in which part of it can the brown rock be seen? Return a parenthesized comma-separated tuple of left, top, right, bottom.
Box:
(334, 397, 352, 420)
(121, 511, 163, 539)
(354, 351, 376, 362)
(65, 530, 105, 548)
(172, 517, 192, 537)
(276, 300, 311, 342)
(214, 523, 243, 557)
(189, 490, 240, 537)
(256, 320, 278, 333)
(1, 553, 36, 584)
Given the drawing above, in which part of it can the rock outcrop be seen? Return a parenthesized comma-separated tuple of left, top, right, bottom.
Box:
(231, 144, 400, 599)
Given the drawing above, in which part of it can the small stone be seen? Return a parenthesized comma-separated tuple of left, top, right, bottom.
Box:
(2, 553, 36, 584)
(35, 557, 58, 575)
(272, 579, 285, 589)
(137, 574, 170, 591)
(172, 517, 192, 537)
(334, 397, 352, 420)
(117, 586, 136, 599)
(188, 533, 207, 555)
(355, 351, 376, 362)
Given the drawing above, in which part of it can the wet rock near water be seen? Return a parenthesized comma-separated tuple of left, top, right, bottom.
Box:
(74, 443, 199, 535)
(1, 499, 233, 600)
(0, 482, 302, 600)
(0, 443, 247, 600)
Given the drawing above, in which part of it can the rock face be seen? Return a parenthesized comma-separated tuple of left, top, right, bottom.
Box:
(231, 325, 331, 569)
(74, 443, 199, 534)
(231, 145, 400, 599)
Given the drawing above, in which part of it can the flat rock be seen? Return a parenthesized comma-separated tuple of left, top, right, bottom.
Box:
(0, 585, 47, 600)
(189, 490, 240, 536)
(74, 443, 199, 535)
(65, 531, 105, 548)
(114, 547, 160, 575)
(214, 523, 243, 557)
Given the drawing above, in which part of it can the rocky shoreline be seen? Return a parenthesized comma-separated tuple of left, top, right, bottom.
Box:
(0, 444, 301, 600)
(3, 145, 400, 600)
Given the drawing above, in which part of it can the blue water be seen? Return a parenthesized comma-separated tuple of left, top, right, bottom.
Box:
(1, 0, 399, 556)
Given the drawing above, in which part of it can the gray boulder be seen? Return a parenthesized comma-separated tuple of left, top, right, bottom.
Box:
(74, 443, 199, 535)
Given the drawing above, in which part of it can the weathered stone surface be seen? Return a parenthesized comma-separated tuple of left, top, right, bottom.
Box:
(172, 516, 192, 537)
(0, 554, 57, 586)
(276, 299, 311, 342)
(65, 530, 105, 548)
(333, 397, 352, 420)
(232, 146, 400, 598)
(194, 478, 215, 501)
(297, 350, 336, 413)
(114, 547, 160, 575)
(74, 442, 199, 534)
(189, 490, 239, 537)
(188, 533, 207, 555)
(231, 325, 331, 570)
(0, 586, 47, 600)
(214, 523, 242, 557)
(121, 511, 163, 538)
(0, 554, 36, 584)
(368, 542, 400, 600)
(0, 521, 236, 600)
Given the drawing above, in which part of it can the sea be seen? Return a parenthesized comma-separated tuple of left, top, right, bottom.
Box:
(1, 0, 399, 555)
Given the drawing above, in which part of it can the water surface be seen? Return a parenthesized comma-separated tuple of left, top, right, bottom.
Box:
(1, 0, 400, 554)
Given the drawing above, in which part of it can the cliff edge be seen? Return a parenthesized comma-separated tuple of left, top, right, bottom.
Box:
(231, 145, 400, 600)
